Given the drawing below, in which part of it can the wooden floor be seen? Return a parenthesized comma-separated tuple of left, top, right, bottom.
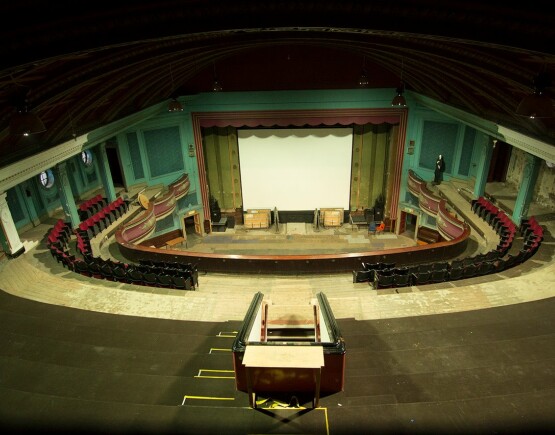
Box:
(1, 180, 554, 433)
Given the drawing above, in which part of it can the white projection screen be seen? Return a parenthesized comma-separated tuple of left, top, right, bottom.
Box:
(238, 128, 353, 210)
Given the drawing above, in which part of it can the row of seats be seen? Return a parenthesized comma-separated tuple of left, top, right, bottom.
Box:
(77, 196, 128, 239)
(138, 259, 199, 288)
(46, 216, 198, 291)
(475, 198, 541, 262)
(521, 216, 543, 237)
(353, 197, 543, 289)
(73, 256, 196, 290)
(46, 219, 72, 247)
(75, 231, 92, 258)
(46, 219, 78, 267)
(471, 196, 517, 255)
(78, 194, 108, 221)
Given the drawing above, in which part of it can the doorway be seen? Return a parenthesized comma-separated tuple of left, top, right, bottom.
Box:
(397, 210, 418, 239)
(487, 140, 512, 183)
(183, 212, 203, 245)
(105, 146, 125, 188)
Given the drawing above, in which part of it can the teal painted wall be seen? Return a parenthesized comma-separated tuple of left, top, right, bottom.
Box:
(7, 88, 487, 235)
(8, 151, 102, 230)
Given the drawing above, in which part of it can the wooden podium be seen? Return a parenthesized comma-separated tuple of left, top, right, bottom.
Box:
(232, 292, 345, 408)
(242, 345, 324, 408)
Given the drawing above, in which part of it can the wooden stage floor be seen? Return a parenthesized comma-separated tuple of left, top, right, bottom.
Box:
(176, 222, 419, 256)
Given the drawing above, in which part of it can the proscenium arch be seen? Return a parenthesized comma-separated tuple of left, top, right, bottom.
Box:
(191, 108, 408, 222)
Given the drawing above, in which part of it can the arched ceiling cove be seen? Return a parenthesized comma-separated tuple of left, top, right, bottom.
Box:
(1, 0, 553, 168)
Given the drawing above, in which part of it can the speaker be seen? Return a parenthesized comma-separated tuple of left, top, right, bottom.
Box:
(226, 215, 235, 228)
(211, 209, 221, 222)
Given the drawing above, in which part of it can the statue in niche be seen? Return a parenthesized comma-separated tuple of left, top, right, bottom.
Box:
(433, 154, 446, 185)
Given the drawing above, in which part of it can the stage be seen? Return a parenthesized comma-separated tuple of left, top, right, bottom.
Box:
(181, 223, 416, 256)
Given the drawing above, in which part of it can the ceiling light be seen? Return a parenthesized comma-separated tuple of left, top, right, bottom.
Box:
(516, 93, 554, 119)
(167, 64, 183, 112)
(358, 57, 369, 87)
(212, 62, 223, 92)
(9, 107, 46, 136)
(212, 78, 223, 92)
(391, 82, 407, 107)
(168, 97, 183, 112)
(516, 72, 554, 119)
(391, 58, 407, 107)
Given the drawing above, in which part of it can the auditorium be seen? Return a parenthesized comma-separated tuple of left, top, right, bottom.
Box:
(1, 1, 554, 434)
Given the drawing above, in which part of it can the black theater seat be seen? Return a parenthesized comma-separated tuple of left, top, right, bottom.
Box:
(171, 275, 193, 290)
(112, 266, 128, 282)
(143, 272, 158, 287)
(100, 262, 115, 281)
(411, 271, 431, 285)
(374, 271, 394, 289)
(393, 273, 411, 287)
(430, 269, 448, 283)
(353, 269, 374, 283)
(448, 266, 464, 280)
(462, 264, 478, 279)
(156, 274, 173, 288)
(126, 268, 144, 286)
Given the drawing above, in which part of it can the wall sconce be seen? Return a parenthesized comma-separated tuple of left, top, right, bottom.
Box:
(188, 144, 195, 157)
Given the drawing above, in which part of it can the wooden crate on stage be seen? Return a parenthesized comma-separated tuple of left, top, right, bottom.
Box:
(320, 208, 344, 228)
(244, 209, 271, 229)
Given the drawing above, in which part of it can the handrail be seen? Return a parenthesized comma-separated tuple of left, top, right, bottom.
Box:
(231, 292, 265, 352)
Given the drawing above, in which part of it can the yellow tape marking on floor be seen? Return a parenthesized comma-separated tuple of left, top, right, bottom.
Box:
(209, 348, 232, 353)
(321, 407, 330, 435)
(182, 395, 235, 405)
(195, 369, 236, 379)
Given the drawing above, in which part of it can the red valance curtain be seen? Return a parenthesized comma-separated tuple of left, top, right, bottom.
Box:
(195, 109, 400, 128)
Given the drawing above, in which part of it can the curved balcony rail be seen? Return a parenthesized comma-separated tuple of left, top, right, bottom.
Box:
(118, 202, 156, 244)
(437, 200, 468, 241)
(153, 189, 177, 220)
(418, 184, 441, 216)
(408, 169, 426, 198)
(168, 173, 191, 200)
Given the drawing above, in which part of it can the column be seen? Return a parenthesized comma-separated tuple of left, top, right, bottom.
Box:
(0, 192, 25, 257)
(473, 137, 494, 198)
(96, 143, 116, 203)
(512, 153, 541, 225)
(53, 162, 80, 228)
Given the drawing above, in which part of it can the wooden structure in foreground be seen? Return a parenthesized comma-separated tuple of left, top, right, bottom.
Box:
(232, 292, 346, 407)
